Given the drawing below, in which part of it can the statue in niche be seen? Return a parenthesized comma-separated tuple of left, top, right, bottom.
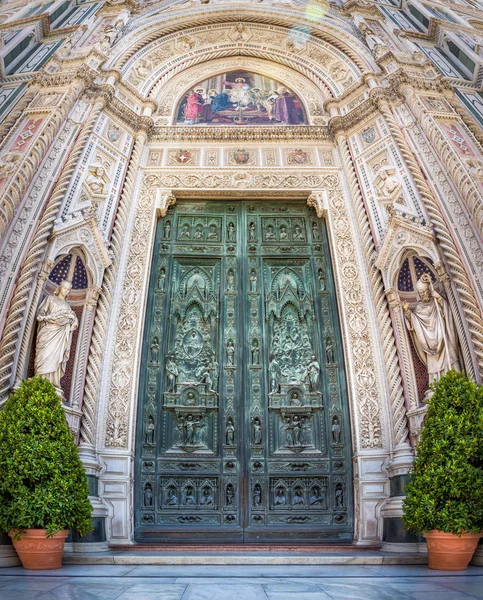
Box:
(150, 337, 159, 363)
(164, 220, 171, 239)
(209, 357, 219, 390)
(359, 22, 386, 52)
(253, 484, 262, 508)
(200, 367, 215, 393)
(310, 487, 326, 507)
(175, 415, 184, 445)
(325, 336, 335, 364)
(226, 484, 235, 506)
(145, 415, 155, 445)
(403, 274, 460, 385)
(292, 488, 305, 506)
(180, 223, 191, 238)
(194, 417, 206, 445)
(225, 418, 235, 445)
(251, 339, 259, 365)
(252, 417, 262, 445)
(293, 224, 303, 240)
(332, 416, 341, 444)
(306, 355, 321, 392)
(269, 354, 281, 393)
(274, 487, 286, 506)
(184, 487, 195, 505)
(143, 483, 153, 507)
(227, 221, 235, 241)
(335, 483, 344, 508)
(318, 268, 326, 291)
(226, 340, 235, 366)
(166, 488, 178, 506)
(226, 270, 235, 292)
(194, 224, 204, 239)
(184, 415, 196, 445)
(265, 224, 276, 240)
(166, 354, 179, 392)
(282, 416, 293, 446)
(290, 391, 302, 406)
(292, 415, 302, 445)
(200, 487, 214, 505)
(301, 416, 313, 446)
(158, 268, 166, 291)
(248, 222, 256, 241)
(34, 280, 78, 392)
(312, 222, 320, 240)
(250, 270, 257, 293)
(280, 224, 288, 240)
(207, 223, 218, 240)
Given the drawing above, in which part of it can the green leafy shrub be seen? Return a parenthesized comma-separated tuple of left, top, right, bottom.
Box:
(403, 370, 483, 535)
(0, 376, 93, 537)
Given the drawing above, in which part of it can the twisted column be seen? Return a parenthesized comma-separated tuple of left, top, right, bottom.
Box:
(0, 98, 106, 405)
(337, 135, 411, 453)
(0, 86, 82, 239)
(378, 100, 483, 381)
(0, 87, 37, 147)
(402, 87, 483, 238)
(79, 128, 148, 452)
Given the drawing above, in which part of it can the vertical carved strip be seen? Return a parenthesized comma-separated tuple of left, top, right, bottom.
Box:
(378, 100, 483, 381)
(79, 130, 147, 450)
(0, 98, 106, 404)
(337, 135, 410, 450)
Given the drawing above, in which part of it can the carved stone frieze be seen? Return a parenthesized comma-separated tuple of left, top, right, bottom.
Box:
(104, 182, 157, 447)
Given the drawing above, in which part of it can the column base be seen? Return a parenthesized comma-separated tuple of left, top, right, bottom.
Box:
(471, 541, 483, 566)
(0, 534, 20, 567)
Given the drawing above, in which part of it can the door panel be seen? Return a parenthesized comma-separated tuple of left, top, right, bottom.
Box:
(135, 200, 352, 543)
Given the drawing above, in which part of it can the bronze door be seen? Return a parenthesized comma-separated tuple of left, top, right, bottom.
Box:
(135, 200, 352, 543)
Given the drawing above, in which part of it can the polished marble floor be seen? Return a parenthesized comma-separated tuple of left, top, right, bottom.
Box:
(0, 564, 482, 599)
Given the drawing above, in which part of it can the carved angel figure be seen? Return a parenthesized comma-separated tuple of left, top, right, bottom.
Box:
(34, 280, 78, 392)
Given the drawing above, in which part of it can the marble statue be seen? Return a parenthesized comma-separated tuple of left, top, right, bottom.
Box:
(403, 274, 460, 384)
(34, 280, 78, 392)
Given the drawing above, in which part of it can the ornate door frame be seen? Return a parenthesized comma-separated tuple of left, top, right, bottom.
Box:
(96, 164, 392, 546)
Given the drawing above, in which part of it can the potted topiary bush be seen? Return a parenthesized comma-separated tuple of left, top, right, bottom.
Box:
(0, 376, 92, 570)
(403, 370, 483, 570)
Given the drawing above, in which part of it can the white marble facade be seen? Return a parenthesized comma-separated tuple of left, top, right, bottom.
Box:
(0, 0, 483, 560)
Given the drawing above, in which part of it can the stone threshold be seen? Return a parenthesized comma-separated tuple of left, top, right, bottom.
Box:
(63, 549, 429, 565)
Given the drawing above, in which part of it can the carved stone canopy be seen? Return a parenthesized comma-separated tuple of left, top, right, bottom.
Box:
(375, 207, 439, 289)
(49, 209, 112, 288)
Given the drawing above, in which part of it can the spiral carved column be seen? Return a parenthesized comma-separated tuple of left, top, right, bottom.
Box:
(402, 87, 483, 239)
(0, 97, 106, 405)
(377, 99, 483, 381)
(78, 126, 149, 464)
(0, 86, 83, 239)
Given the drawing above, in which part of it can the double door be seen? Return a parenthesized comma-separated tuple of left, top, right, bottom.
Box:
(135, 200, 352, 543)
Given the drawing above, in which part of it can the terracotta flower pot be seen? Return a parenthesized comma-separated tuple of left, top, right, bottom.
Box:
(9, 529, 69, 570)
(424, 530, 481, 571)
